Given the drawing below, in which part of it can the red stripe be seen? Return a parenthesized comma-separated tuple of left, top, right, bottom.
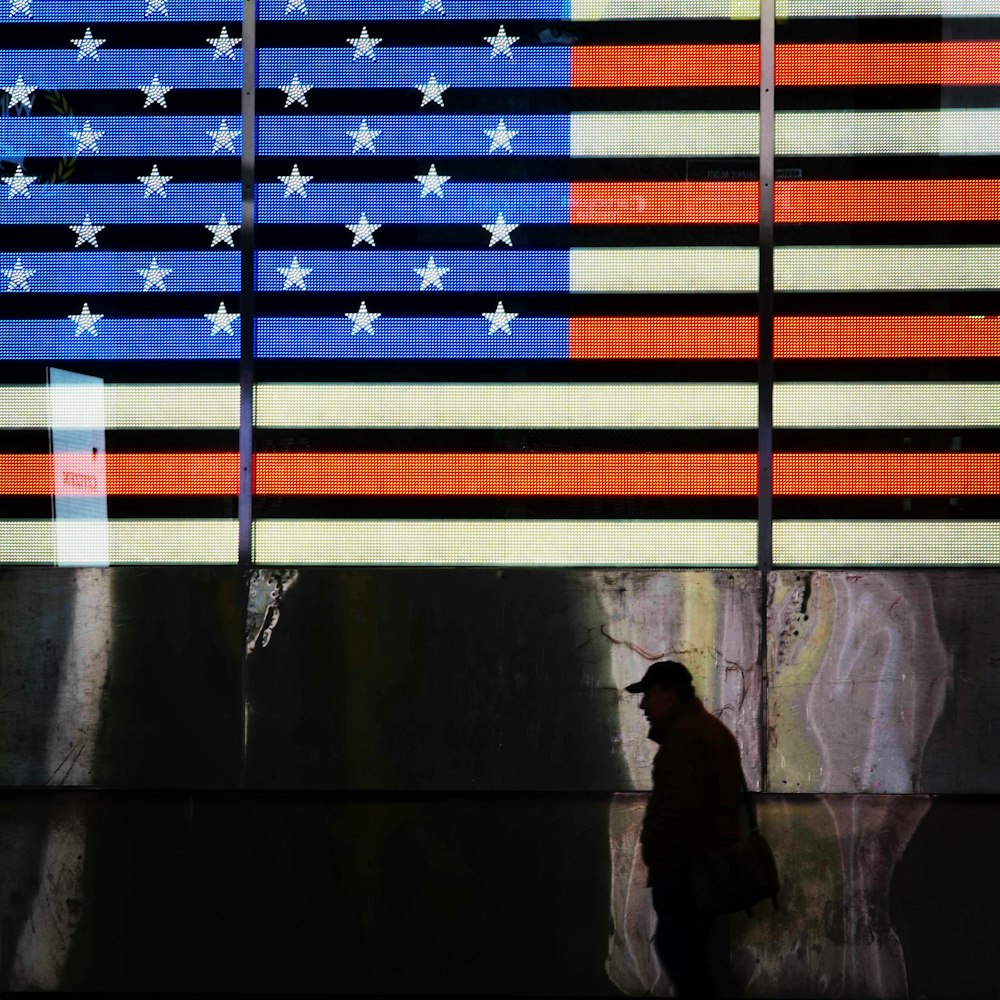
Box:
(776, 179, 1000, 223)
(571, 44, 759, 88)
(254, 453, 758, 497)
(569, 42, 1000, 89)
(774, 453, 1000, 496)
(0, 453, 239, 495)
(569, 316, 758, 360)
(570, 181, 758, 224)
(774, 316, 1000, 359)
(776, 41, 1000, 87)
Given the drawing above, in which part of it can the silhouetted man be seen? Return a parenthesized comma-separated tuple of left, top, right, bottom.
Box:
(626, 660, 742, 998)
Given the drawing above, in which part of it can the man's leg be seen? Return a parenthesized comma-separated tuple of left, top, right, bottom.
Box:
(651, 871, 719, 998)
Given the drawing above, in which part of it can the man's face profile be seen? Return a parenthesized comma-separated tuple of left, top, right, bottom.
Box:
(638, 683, 678, 728)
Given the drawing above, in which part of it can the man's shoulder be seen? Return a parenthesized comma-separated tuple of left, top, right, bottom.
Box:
(676, 701, 739, 748)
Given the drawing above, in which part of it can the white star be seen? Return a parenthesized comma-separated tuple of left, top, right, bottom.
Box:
(485, 25, 519, 59)
(285, 0, 307, 12)
(71, 27, 106, 61)
(137, 164, 172, 197)
(345, 301, 380, 335)
(348, 27, 381, 60)
(3, 165, 37, 198)
(348, 119, 380, 154)
(71, 119, 103, 154)
(414, 256, 449, 290)
(207, 27, 241, 60)
(69, 213, 104, 248)
(208, 118, 239, 153)
(3, 258, 35, 292)
(9, 0, 32, 17)
(145, 0, 167, 15)
(414, 163, 450, 199)
(278, 164, 312, 198)
(346, 213, 380, 247)
(278, 256, 312, 290)
(279, 73, 312, 108)
(3, 76, 37, 110)
(205, 301, 238, 335)
(421, 0, 444, 13)
(69, 303, 103, 336)
(139, 74, 172, 108)
(416, 73, 449, 107)
(485, 118, 517, 153)
(482, 301, 518, 335)
(137, 257, 172, 291)
(482, 212, 518, 247)
(206, 214, 239, 247)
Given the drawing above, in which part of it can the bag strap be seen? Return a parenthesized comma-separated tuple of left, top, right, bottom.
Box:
(738, 767, 760, 836)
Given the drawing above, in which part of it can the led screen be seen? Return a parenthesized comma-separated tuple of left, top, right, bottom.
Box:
(0, 0, 241, 563)
(252, 1, 761, 566)
(772, 8, 1000, 565)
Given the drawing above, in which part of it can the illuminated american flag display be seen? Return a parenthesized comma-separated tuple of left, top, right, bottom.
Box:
(252, 0, 761, 565)
(0, 0, 241, 563)
(771, 1, 1000, 565)
(1, 0, 998, 567)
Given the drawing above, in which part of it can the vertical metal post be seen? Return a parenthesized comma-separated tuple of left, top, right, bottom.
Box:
(758, 0, 776, 792)
(239, 0, 256, 784)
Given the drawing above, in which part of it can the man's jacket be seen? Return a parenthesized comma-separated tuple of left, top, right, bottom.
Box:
(640, 696, 742, 885)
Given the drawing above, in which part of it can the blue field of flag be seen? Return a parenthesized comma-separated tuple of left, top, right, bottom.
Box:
(255, 315, 569, 359)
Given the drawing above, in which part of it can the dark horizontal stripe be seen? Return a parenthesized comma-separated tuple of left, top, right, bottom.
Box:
(254, 223, 758, 251)
(775, 358, 1000, 381)
(773, 496, 1000, 518)
(254, 291, 760, 317)
(774, 291, 1000, 315)
(0, 294, 240, 320)
(776, 222, 1000, 245)
(255, 85, 759, 115)
(776, 85, 1000, 111)
(0, 21, 242, 49)
(23, 90, 242, 117)
(253, 357, 758, 383)
(253, 428, 758, 452)
(0, 497, 237, 518)
(10, 158, 240, 185)
(0, 429, 230, 453)
(0, 429, 239, 454)
(775, 155, 1000, 182)
(258, 18, 760, 49)
(0, 227, 241, 253)
(775, 430, 1000, 450)
(251, 496, 756, 519)
(776, 16, 1000, 44)
(0, 360, 238, 385)
(254, 155, 757, 184)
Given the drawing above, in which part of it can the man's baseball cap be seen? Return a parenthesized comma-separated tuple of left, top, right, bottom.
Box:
(625, 660, 693, 694)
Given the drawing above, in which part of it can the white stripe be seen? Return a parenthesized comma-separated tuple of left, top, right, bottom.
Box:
(253, 520, 757, 567)
(254, 384, 757, 430)
(571, 113, 759, 158)
(0, 385, 239, 430)
(775, 246, 1000, 292)
(572, 0, 759, 16)
(775, 383, 1000, 428)
(0, 520, 238, 564)
(778, 0, 1000, 15)
(571, 247, 758, 292)
(774, 521, 1000, 566)
(776, 110, 1000, 157)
